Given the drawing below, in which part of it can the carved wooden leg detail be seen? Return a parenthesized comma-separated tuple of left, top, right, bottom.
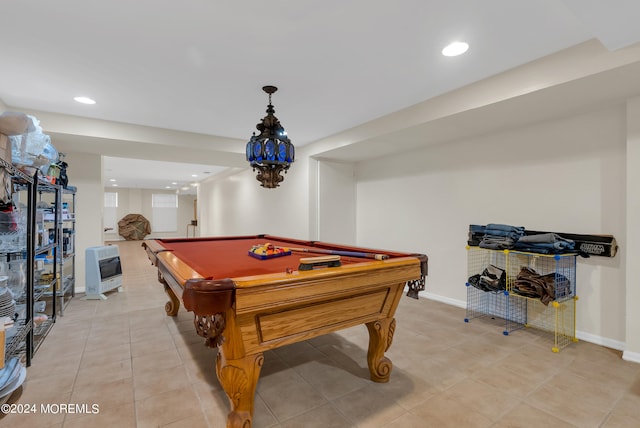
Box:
(216, 351, 264, 428)
(163, 283, 180, 316)
(193, 313, 226, 347)
(365, 317, 396, 383)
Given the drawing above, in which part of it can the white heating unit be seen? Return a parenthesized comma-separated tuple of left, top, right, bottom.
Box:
(85, 245, 123, 300)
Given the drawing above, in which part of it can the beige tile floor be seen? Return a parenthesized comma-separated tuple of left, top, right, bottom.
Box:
(2, 240, 640, 427)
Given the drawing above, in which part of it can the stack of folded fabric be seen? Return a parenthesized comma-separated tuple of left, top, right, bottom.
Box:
(468, 225, 486, 246)
(511, 266, 571, 305)
(479, 223, 525, 250)
(469, 224, 579, 255)
(513, 232, 575, 254)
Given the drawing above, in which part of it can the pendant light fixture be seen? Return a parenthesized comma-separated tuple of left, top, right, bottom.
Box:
(246, 86, 295, 188)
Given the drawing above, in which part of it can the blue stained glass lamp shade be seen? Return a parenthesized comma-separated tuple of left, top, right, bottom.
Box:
(277, 142, 286, 162)
(288, 145, 295, 163)
(247, 136, 293, 166)
(265, 140, 275, 161)
(245, 85, 294, 188)
(253, 140, 263, 162)
(246, 142, 253, 161)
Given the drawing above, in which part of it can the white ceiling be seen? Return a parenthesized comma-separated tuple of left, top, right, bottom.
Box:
(2, 1, 640, 191)
(103, 156, 226, 192)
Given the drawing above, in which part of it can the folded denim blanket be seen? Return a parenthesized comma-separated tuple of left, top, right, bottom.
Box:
(483, 223, 525, 243)
(517, 233, 575, 250)
(486, 223, 525, 234)
(479, 236, 516, 250)
(511, 244, 553, 254)
(484, 229, 522, 239)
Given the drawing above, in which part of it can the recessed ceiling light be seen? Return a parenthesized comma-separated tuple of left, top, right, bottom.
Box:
(74, 96, 96, 105)
(442, 41, 469, 57)
(109, 178, 116, 182)
(191, 174, 198, 178)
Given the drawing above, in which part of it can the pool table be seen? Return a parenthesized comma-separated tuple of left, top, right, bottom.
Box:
(143, 234, 427, 428)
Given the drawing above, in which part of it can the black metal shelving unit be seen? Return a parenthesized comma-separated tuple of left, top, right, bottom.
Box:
(1, 158, 34, 366)
(32, 177, 60, 354)
(58, 187, 76, 314)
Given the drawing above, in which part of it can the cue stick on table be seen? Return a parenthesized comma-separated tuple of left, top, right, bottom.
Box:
(288, 247, 389, 260)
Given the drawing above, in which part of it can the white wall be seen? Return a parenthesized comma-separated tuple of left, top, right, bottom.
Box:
(103, 188, 196, 241)
(625, 96, 640, 362)
(63, 152, 104, 292)
(197, 155, 356, 246)
(127, 189, 143, 214)
(356, 105, 628, 348)
(198, 157, 309, 239)
(316, 160, 356, 245)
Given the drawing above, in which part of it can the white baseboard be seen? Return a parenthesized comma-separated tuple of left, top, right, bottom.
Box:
(622, 350, 640, 364)
(420, 291, 466, 309)
(575, 330, 626, 351)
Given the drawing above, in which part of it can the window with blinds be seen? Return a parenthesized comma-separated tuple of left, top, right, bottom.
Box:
(104, 192, 118, 231)
(152, 193, 178, 232)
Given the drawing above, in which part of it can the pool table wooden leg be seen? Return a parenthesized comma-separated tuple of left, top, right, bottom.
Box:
(365, 317, 396, 382)
(216, 351, 264, 428)
(163, 283, 180, 316)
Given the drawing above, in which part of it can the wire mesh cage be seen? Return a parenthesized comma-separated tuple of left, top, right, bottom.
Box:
(465, 247, 579, 349)
(467, 246, 507, 280)
(465, 247, 526, 334)
(464, 285, 527, 334)
(507, 252, 576, 303)
(525, 296, 578, 352)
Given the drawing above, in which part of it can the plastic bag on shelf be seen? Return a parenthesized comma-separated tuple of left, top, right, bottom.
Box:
(10, 114, 58, 173)
(0, 112, 35, 136)
(11, 133, 52, 165)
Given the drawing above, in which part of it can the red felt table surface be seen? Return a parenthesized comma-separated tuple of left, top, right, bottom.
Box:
(154, 236, 374, 279)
